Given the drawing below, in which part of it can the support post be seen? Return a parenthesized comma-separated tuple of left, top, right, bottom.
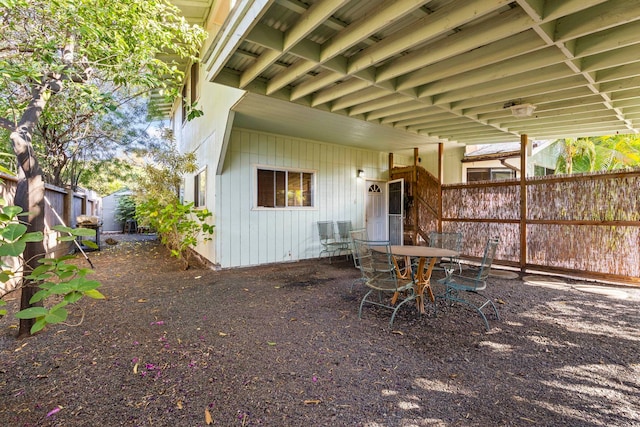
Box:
(438, 142, 444, 232)
(520, 134, 528, 272)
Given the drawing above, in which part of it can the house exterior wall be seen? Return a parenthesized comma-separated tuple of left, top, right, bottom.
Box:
(174, 72, 464, 268)
(462, 158, 520, 183)
(173, 79, 245, 265)
(215, 128, 391, 268)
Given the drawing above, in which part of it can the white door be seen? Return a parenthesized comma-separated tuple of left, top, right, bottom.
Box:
(388, 179, 404, 245)
(365, 180, 386, 240)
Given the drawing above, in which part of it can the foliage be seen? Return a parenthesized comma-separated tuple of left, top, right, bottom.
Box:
(0, 0, 205, 189)
(137, 198, 213, 267)
(33, 97, 167, 189)
(556, 134, 640, 174)
(135, 144, 213, 268)
(115, 195, 137, 222)
(77, 158, 144, 197)
(0, 0, 206, 123)
(0, 0, 205, 333)
(137, 141, 198, 204)
(0, 202, 103, 334)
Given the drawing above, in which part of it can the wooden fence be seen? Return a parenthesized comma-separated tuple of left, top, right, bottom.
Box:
(1, 174, 99, 258)
(442, 169, 640, 285)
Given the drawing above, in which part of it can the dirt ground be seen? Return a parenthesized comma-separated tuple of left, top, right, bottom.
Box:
(0, 234, 639, 426)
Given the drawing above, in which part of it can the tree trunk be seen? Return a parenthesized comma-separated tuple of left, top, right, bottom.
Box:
(10, 84, 49, 338)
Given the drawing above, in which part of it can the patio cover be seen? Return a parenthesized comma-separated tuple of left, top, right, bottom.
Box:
(176, 0, 640, 151)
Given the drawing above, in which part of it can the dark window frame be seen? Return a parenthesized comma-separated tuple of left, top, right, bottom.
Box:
(255, 167, 315, 209)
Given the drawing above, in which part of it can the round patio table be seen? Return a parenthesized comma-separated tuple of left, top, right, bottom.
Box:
(387, 246, 459, 315)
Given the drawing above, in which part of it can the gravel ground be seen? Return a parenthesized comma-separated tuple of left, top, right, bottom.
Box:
(0, 234, 639, 426)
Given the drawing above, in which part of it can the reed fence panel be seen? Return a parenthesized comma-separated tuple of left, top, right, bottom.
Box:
(441, 169, 640, 284)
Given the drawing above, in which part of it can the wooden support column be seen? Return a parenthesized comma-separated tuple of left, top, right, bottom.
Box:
(438, 142, 444, 232)
(388, 152, 394, 177)
(520, 134, 528, 272)
(412, 148, 418, 243)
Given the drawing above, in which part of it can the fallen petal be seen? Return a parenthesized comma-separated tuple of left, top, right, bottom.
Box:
(47, 406, 62, 417)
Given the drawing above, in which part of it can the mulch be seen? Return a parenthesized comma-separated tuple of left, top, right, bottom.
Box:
(1, 234, 639, 426)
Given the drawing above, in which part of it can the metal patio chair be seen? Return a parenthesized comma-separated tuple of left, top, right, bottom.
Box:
(437, 237, 500, 331)
(336, 220, 354, 260)
(348, 228, 368, 291)
(317, 220, 348, 263)
(354, 239, 417, 327)
(428, 231, 463, 274)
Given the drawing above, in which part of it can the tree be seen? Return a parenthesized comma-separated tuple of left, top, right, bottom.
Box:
(34, 95, 167, 190)
(0, 0, 205, 336)
(556, 135, 640, 174)
(135, 143, 214, 269)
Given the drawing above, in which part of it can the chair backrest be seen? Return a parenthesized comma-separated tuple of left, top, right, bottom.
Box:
(428, 231, 462, 252)
(336, 220, 352, 241)
(317, 221, 335, 242)
(352, 239, 396, 285)
(349, 228, 368, 268)
(475, 237, 499, 281)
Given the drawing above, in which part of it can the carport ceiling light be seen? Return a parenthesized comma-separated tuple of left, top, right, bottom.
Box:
(509, 103, 536, 118)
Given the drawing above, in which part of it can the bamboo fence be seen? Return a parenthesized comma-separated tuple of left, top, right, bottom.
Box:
(442, 169, 640, 284)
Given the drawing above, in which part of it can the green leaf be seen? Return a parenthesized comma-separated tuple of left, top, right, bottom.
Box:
(45, 307, 68, 324)
(0, 241, 26, 257)
(28, 264, 54, 279)
(29, 289, 51, 304)
(83, 289, 105, 299)
(64, 291, 83, 304)
(70, 227, 97, 237)
(48, 282, 74, 295)
(52, 225, 73, 234)
(21, 231, 44, 243)
(15, 306, 49, 319)
(2, 205, 23, 219)
(1, 223, 28, 241)
(76, 280, 101, 292)
(81, 239, 98, 249)
(30, 318, 47, 334)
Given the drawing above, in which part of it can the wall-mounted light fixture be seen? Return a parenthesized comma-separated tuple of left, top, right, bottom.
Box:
(357, 169, 365, 178)
(504, 100, 536, 118)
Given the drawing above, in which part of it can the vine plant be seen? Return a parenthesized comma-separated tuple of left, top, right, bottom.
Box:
(0, 200, 104, 334)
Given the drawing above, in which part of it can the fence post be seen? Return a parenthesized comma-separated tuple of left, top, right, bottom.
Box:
(63, 187, 73, 228)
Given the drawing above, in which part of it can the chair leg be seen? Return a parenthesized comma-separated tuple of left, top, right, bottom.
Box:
(358, 290, 375, 319)
(389, 296, 416, 327)
(439, 288, 499, 332)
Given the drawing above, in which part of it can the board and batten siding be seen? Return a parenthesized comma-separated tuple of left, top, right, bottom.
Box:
(216, 128, 389, 268)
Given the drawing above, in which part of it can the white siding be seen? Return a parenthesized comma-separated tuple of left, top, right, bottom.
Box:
(216, 128, 389, 268)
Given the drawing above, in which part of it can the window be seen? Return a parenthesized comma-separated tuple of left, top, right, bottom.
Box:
(190, 63, 199, 103)
(194, 168, 206, 207)
(467, 167, 515, 182)
(534, 165, 555, 176)
(256, 167, 314, 208)
(181, 83, 188, 124)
